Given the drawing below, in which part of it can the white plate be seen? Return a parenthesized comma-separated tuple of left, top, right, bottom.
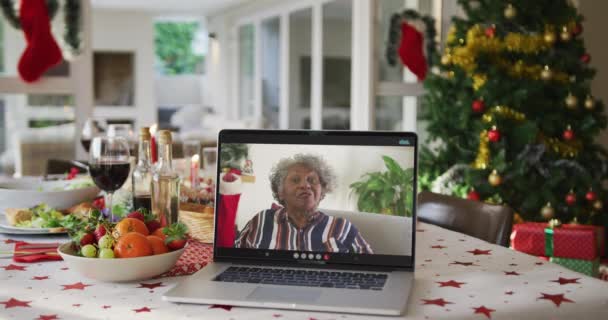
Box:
(0, 215, 67, 234)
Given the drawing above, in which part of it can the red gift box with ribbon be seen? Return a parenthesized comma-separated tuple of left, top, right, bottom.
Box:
(511, 222, 604, 260)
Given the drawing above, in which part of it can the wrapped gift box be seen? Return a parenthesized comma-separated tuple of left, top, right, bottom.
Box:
(511, 222, 605, 260)
(551, 257, 599, 277)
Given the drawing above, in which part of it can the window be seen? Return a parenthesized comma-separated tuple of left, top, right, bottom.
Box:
(154, 21, 206, 75)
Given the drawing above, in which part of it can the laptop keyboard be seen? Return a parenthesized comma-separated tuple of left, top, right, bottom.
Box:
(214, 266, 388, 290)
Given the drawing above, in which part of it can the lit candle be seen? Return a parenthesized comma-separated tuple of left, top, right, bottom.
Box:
(150, 124, 158, 164)
(190, 154, 200, 189)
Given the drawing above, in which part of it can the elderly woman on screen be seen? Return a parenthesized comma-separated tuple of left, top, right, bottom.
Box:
(234, 154, 373, 254)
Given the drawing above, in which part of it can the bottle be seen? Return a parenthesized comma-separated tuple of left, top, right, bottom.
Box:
(151, 130, 180, 226)
(132, 127, 152, 212)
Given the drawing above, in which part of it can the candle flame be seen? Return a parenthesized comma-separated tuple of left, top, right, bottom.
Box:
(150, 123, 158, 135)
(191, 154, 200, 162)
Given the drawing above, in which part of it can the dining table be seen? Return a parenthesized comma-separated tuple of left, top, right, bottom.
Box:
(2, 221, 608, 320)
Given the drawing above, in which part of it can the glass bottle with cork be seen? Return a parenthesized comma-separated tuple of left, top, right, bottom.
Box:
(132, 127, 152, 212)
(151, 130, 180, 226)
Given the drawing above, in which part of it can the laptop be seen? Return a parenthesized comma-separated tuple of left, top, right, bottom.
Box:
(163, 130, 417, 316)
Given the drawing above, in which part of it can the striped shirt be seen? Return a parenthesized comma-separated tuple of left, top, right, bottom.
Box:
(234, 208, 373, 254)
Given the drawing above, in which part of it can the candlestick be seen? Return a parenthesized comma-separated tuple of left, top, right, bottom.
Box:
(190, 154, 200, 189)
(150, 124, 158, 164)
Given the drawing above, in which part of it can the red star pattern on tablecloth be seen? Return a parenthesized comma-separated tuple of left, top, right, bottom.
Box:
(102, 305, 111, 309)
(505, 291, 514, 295)
(36, 315, 58, 320)
(538, 293, 574, 307)
(449, 261, 478, 266)
(32, 276, 49, 280)
(137, 282, 165, 289)
(551, 277, 580, 285)
(72, 304, 81, 307)
(504, 271, 520, 276)
(473, 305, 495, 319)
(272, 315, 283, 318)
(0, 298, 31, 308)
(209, 304, 233, 311)
(431, 245, 446, 249)
(437, 280, 466, 288)
(61, 282, 92, 290)
(133, 307, 152, 313)
(535, 262, 544, 265)
(467, 249, 492, 255)
(421, 298, 453, 307)
(2, 264, 26, 271)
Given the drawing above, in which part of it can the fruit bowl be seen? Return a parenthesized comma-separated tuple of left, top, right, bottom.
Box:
(57, 242, 186, 282)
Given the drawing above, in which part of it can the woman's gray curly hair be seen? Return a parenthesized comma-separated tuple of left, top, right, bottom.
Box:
(270, 154, 336, 205)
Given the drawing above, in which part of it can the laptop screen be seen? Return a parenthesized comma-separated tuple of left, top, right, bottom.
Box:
(214, 130, 416, 269)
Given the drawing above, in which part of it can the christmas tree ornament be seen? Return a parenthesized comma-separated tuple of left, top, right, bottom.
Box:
(441, 54, 451, 65)
(488, 126, 501, 142)
(504, 4, 517, 19)
(562, 125, 574, 141)
(485, 25, 496, 38)
(565, 190, 576, 206)
(572, 23, 583, 36)
(560, 26, 571, 41)
(543, 31, 556, 45)
(580, 53, 591, 64)
(467, 189, 480, 201)
(472, 99, 485, 113)
(585, 189, 597, 202)
(593, 200, 603, 210)
(488, 170, 502, 186)
(16, 0, 63, 82)
(570, 216, 579, 225)
(584, 95, 595, 110)
(541, 202, 555, 220)
(548, 218, 562, 228)
(565, 93, 578, 109)
(540, 65, 553, 81)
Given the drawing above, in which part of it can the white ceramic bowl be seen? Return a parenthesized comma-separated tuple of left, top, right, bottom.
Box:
(0, 178, 100, 213)
(57, 242, 186, 282)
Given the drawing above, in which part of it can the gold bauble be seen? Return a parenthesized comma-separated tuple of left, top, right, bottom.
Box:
(543, 31, 556, 45)
(488, 170, 502, 186)
(584, 96, 595, 110)
(441, 54, 451, 65)
(504, 4, 517, 19)
(560, 27, 571, 41)
(541, 202, 555, 220)
(540, 65, 552, 81)
(565, 93, 578, 109)
(593, 200, 603, 210)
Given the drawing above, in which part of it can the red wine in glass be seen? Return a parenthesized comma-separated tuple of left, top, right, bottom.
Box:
(89, 161, 131, 193)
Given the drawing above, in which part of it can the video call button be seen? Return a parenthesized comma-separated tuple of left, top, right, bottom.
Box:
(293, 253, 299, 259)
(323, 253, 330, 261)
(300, 253, 307, 259)
(308, 253, 314, 260)
(315, 254, 321, 260)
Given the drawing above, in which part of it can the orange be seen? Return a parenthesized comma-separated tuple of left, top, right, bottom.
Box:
(114, 232, 153, 258)
(146, 235, 169, 255)
(114, 218, 149, 237)
(151, 228, 166, 241)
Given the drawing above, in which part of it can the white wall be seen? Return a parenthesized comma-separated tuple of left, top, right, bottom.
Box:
(92, 9, 156, 128)
(233, 144, 416, 229)
(155, 75, 204, 106)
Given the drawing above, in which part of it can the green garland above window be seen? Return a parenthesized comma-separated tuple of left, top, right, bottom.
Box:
(0, 0, 81, 54)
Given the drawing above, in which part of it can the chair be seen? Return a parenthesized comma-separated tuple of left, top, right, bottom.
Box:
(417, 191, 514, 247)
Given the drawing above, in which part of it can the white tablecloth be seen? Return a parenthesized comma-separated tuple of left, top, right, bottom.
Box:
(2, 222, 608, 319)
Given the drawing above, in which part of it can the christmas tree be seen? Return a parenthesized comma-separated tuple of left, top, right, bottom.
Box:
(420, 0, 608, 227)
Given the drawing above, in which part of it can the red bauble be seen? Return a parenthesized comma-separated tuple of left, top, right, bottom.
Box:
(488, 127, 501, 142)
(485, 26, 496, 38)
(472, 99, 485, 113)
(585, 190, 597, 202)
(562, 129, 574, 141)
(467, 190, 480, 201)
(572, 23, 583, 36)
(580, 53, 591, 64)
(565, 192, 577, 206)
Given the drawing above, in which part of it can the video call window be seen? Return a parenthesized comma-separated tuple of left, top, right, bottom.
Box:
(216, 143, 415, 256)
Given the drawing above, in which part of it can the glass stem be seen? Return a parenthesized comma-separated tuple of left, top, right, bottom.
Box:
(106, 192, 114, 222)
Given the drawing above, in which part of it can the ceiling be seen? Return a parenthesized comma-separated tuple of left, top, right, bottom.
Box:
(91, 0, 249, 16)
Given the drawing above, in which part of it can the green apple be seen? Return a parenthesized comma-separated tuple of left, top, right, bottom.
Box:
(98, 235, 115, 249)
(81, 244, 97, 258)
(98, 248, 115, 259)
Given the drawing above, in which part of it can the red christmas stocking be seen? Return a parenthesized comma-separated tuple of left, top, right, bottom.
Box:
(17, 0, 63, 83)
(398, 22, 427, 81)
(217, 193, 242, 247)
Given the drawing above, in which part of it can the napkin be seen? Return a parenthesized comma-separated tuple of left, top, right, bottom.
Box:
(13, 242, 62, 263)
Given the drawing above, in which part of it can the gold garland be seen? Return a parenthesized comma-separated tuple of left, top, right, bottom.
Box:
(481, 106, 526, 123)
(538, 132, 582, 158)
(472, 130, 490, 169)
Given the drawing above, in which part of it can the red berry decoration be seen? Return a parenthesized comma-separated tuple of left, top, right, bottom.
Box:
(580, 53, 591, 64)
(467, 190, 480, 201)
(562, 125, 574, 141)
(565, 191, 577, 206)
(585, 189, 597, 202)
(488, 126, 501, 142)
(223, 172, 237, 182)
(572, 23, 583, 35)
(485, 25, 496, 38)
(472, 99, 485, 113)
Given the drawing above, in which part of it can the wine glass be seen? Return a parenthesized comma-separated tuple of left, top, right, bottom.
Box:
(80, 118, 104, 153)
(89, 136, 131, 222)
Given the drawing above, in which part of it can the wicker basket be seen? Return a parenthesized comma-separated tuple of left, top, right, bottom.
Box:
(179, 203, 214, 244)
